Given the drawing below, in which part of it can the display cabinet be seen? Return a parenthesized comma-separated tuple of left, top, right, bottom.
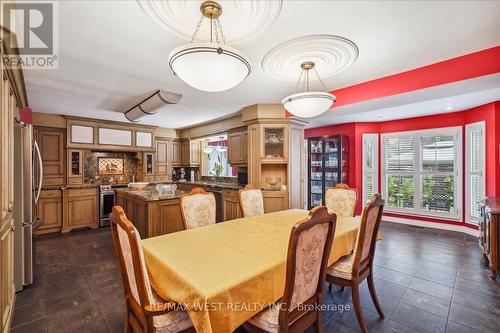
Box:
(67, 149, 83, 185)
(308, 135, 349, 209)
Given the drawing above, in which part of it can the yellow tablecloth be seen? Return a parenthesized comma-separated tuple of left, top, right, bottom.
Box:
(142, 209, 360, 333)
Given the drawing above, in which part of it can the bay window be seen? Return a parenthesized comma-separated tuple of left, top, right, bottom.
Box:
(362, 134, 378, 204)
(381, 126, 462, 220)
(465, 121, 485, 224)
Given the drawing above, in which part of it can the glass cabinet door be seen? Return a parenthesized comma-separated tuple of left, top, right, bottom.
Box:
(262, 126, 287, 161)
(69, 150, 83, 177)
(324, 136, 339, 189)
(308, 138, 324, 208)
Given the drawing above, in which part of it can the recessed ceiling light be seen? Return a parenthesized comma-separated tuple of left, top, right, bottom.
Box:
(446, 106, 453, 111)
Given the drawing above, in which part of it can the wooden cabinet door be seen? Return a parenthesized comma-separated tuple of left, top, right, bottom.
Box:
(263, 191, 289, 213)
(223, 197, 242, 221)
(181, 140, 190, 166)
(172, 141, 182, 166)
(190, 140, 201, 166)
(228, 132, 248, 165)
(155, 140, 170, 181)
(241, 131, 248, 163)
(36, 128, 65, 186)
(0, 217, 14, 333)
(67, 149, 83, 185)
(0, 70, 15, 333)
(37, 190, 63, 234)
(62, 189, 98, 232)
(67, 195, 98, 228)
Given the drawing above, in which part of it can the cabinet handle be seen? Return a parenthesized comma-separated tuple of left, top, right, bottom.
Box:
(10, 226, 15, 232)
(8, 203, 14, 213)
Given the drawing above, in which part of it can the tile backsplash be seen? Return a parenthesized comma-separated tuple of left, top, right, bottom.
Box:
(84, 151, 138, 184)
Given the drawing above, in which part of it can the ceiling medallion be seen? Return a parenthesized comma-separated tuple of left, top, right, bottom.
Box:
(262, 35, 359, 82)
(167, 1, 251, 92)
(137, 0, 282, 44)
(282, 61, 336, 118)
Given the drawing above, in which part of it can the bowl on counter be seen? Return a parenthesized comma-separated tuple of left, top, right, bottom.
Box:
(128, 182, 149, 191)
(265, 176, 281, 190)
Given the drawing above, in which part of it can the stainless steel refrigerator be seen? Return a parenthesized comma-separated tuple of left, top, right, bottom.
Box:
(13, 123, 42, 290)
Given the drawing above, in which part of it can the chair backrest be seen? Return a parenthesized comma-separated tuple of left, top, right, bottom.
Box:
(325, 183, 358, 217)
(238, 184, 265, 217)
(352, 194, 384, 277)
(279, 206, 336, 325)
(180, 187, 216, 230)
(110, 206, 155, 310)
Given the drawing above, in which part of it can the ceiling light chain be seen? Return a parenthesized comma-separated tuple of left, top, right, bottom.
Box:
(313, 67, 328, 90)
(190, 16, 205, 43)
(216, 18, 226, 44)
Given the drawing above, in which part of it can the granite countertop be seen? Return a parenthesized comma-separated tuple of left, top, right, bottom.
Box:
(178, 180, 243, 190)
(115, 187, 187, 202)
(62, 183, 100, 190)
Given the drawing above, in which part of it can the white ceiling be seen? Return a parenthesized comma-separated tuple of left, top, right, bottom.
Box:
(22, 0, 500, 129)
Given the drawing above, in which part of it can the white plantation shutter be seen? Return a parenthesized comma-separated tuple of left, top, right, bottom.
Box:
(383, 135, 416, 210)
(362, 134, 378, 204)
(382, 126, 462, 220)
(465, 122, 485, 224)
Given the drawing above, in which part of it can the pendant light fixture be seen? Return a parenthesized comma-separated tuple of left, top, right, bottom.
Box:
(168, 1, 251, 92)
(215, 136, 227, 152)
(282, 61, 336, 118)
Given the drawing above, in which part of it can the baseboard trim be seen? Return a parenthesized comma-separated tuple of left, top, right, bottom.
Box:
(382, 215, 479, 237)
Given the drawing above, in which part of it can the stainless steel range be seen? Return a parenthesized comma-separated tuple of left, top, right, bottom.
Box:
(99, 184, 127, 227)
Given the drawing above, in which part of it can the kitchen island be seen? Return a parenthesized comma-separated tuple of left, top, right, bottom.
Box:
(115, 186, 187, 238)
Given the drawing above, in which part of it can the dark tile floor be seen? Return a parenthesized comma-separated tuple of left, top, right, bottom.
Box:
(11, 222, 500, 333)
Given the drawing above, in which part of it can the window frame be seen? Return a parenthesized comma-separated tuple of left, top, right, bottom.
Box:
(465, 121, 485, 225)
(362, 133, 379, 204)
(381, 126, 462, 221)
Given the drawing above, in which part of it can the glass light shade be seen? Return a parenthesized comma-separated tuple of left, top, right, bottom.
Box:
(203, 146, 213, 154)
(215, 146, 227, 152)
(168, 42, 251, 92)
(282, 91, 336, 118)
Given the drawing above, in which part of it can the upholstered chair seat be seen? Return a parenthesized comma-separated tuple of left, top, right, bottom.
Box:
(111, 206, 194, 333)
(246, 303, 281, 332)
(325, 253, 354, 280)
(325, 183, 358, 217)
(325, 194, 385, 333)
(244, 206, 337, 333)
(239, 184, 265, 217)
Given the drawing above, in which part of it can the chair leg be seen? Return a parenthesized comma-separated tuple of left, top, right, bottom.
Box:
(367, 272, 385, 318)
(351, 283, 368, 333)
(328, 282, 332, 294)
(314, 310, 324, 333)
(125, 313, 133, 333)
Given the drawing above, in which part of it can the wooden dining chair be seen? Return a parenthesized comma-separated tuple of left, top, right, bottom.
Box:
(239, 184, 265, 217)
(110, 206, 194, 333)
(180, 187, 216, 230)
(325, 183, 358, 217)
(325, 194, 385, 333)
(243, 206, 337, 333)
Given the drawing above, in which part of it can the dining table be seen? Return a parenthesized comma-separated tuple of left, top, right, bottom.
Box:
(141, 209, 364, 333)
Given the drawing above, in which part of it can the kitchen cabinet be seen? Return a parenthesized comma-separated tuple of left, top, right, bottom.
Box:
(0, 67, 16, 333)
(67, 149, 83, 185)
(141, 152, 155, 182)
(181, 140, 201, 166)
(479, 197, 500, 280)
(62, 188, 99, 233)
(66, 117, 155, 152)
(228, 131, 248, 165)
(36, 190, 63, 234)
(155, 139, 171, 181)
(260, 125, 288, 163)
(115, 191, 184, 238)
(172, 140, 182, 166)
(222, 189, 242, 221)
(35, 128, 65, 186)
(263, 190, 289, 213)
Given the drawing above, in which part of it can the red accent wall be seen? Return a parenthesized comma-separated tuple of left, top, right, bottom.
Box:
(330, 46, 500, 107)
(304, 102, 500, 227)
